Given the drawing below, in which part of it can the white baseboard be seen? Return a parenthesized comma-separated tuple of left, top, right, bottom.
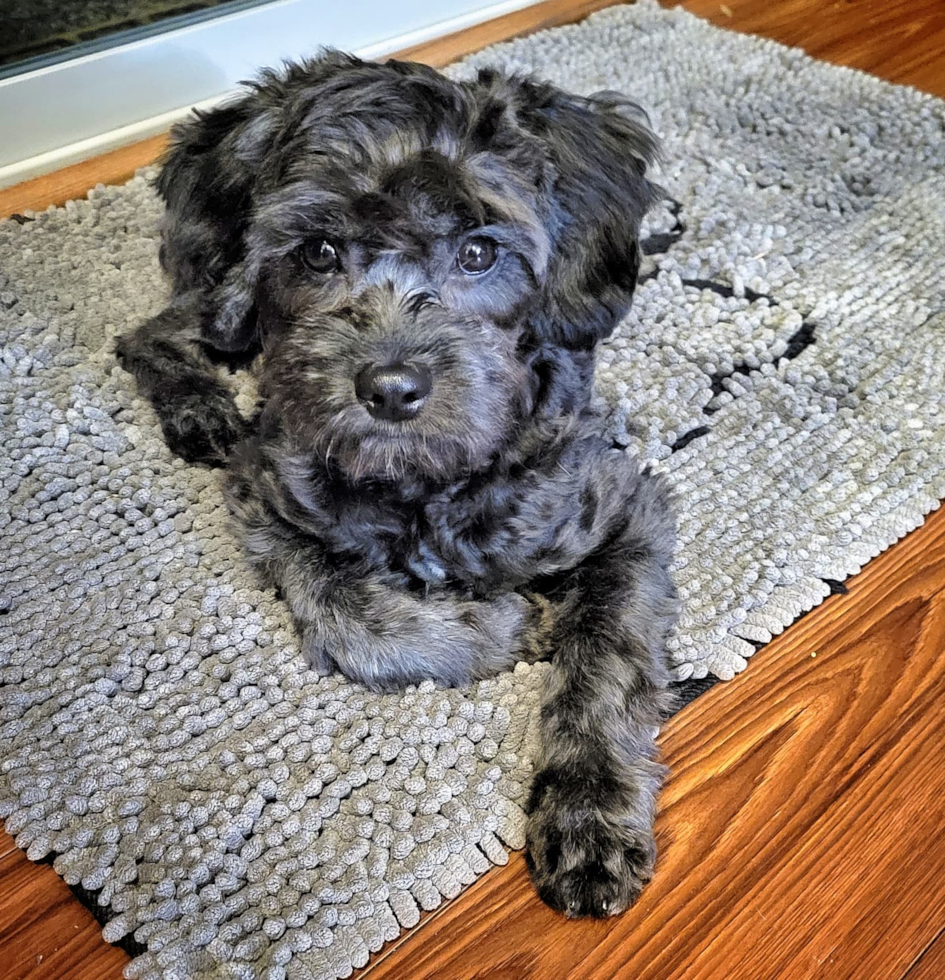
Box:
(0, 0, 539, 190)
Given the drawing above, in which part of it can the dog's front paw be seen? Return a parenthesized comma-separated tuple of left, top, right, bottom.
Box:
(158, 389, 246, 466)
(300, 625, 334, 677)
(526, 785, 655, 918)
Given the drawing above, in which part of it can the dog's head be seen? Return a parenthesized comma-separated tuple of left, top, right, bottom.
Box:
(158, 52, 658, 481)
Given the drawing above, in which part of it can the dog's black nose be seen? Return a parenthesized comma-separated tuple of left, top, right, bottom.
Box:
(355, 363, 432, 422)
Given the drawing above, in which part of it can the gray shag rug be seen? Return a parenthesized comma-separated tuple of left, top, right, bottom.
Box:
(2, 3, 944, 977)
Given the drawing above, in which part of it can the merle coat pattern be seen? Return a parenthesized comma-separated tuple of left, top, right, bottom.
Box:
(116, 52, 678, 918)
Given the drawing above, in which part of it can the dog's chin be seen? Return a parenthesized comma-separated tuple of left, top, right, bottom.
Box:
(309, 410, 501, 484)
(335, 430, 490, 484)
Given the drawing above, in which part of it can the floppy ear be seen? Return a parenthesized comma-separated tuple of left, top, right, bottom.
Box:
(155, 95, 278, 352)
(514, 82, 660, 350)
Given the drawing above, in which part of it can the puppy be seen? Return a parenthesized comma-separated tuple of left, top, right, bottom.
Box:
(116, 52, 678, 918)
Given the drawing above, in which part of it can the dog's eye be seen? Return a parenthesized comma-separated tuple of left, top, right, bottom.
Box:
(301, 239, 341, 275)
(456, 237, 497, 276)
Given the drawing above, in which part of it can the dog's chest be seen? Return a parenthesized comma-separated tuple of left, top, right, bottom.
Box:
(326, 487, 498, 594)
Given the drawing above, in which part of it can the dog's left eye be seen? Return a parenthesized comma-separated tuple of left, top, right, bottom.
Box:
(456, 237, 498, 276)
(301, 239, 341, 275)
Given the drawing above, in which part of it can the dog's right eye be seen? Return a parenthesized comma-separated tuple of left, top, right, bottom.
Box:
(457, 237, 498, 276)
(301, 239, 342, 275)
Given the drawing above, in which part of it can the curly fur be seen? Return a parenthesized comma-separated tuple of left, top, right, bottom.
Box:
(116, 51, 678, 917)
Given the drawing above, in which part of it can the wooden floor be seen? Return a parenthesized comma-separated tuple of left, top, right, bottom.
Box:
(2, 2, 944, 978)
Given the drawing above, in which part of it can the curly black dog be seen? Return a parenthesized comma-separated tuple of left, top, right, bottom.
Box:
(116, 52, 678, 918)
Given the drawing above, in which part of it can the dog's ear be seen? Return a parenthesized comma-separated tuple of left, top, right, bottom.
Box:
(158, 51, 368, 353)
(155, 94, 280, 352)
(513, 82, 660, 350)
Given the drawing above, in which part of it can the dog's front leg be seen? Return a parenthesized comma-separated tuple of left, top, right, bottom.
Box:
(306, 582, 544, 691)
(225, 467, 551, 689)
(276, 551, 550, 690)
(115, 292, 246, 465)
(525, 475, 677, 918)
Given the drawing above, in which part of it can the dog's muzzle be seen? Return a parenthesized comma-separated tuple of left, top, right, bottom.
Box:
(354, 362, 432, 422)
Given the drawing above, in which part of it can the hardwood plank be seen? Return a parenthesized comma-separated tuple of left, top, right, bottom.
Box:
(666, 0, 945, 98)
(364, 504, 945, 980)
(1, 830, 18, 861)
(0, 134, 169, 223)
(0, 848, 127, 980)
(907, 928, 945, 980)
(0, 0, 620, 219)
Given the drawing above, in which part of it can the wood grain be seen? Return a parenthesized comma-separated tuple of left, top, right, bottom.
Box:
(364, 504, 945, 980)
(907, 928, 945, 980)
(0, 850, 128, 980)
(0, 0, 618, 219)
(0, 830, 18, 861)
(667, 0, 945, 97)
